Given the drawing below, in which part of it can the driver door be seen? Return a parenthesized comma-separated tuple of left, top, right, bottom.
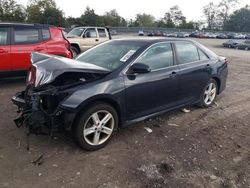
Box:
(80, 28, 99, 51)
(124, 42, 179, 120)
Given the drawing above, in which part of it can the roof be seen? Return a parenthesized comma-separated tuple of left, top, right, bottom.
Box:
(0, 22, 53, 28)
(113, 37, 195, 45)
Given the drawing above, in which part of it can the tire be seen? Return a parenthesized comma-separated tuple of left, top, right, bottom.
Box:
(73, 103, 118, 151)
(71, 46, 80, 58)
(199, 79, 218, 108)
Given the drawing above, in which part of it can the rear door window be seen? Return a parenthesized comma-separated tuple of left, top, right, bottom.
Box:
(0, 28, 8, 45)
(198, 48, 209, 61)
(14, 28, 40, 44)
(97, 28, 107, 38)
(175, 42, 199, 64)
(42, 28, 50, 40)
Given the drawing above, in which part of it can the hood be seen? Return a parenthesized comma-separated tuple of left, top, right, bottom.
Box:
(30, 52, 111, 87)
(66, 34, 79, 38)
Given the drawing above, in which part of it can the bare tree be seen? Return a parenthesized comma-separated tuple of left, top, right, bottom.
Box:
(218, 0, 239, 25)
(203, 2, 219, 30)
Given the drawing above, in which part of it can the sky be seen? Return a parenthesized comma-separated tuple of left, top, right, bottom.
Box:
(17, 0, 249, 21)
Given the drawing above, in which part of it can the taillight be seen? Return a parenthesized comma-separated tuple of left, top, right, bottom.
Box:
(26, 66, 36, 86)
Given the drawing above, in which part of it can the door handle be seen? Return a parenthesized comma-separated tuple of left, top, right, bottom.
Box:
(170, 71, 177, 78)
(0, 49, 7, 53)
(206, 64, 210, 69)
(95, 39, 99, 42)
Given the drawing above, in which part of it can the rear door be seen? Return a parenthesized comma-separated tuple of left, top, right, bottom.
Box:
(10, 26, 46, 70)
(0, 27, 11, 71)
(97, 28, 109, 43)
(174, 41, 212, 104)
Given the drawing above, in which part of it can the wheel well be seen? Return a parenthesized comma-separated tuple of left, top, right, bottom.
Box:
(212, 77, 221, 94)
(71, 98, 122, 130)
(70, 44, 80, 52)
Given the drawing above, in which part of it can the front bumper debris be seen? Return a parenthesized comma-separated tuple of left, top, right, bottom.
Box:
(11, 89, 73, 136)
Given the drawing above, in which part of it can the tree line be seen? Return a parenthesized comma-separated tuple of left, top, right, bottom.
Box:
(0, 0, 250, 32)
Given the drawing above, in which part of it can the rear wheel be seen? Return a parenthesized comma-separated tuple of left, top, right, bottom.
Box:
(199, 79, 218, 108)
(71, 46, 80, 58)
(74, 103, 118, 151)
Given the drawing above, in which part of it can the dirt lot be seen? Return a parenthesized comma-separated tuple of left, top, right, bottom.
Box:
(0, 38, 250, 188)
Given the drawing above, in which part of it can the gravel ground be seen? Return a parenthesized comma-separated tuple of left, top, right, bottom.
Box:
(0, 38, 250, 188)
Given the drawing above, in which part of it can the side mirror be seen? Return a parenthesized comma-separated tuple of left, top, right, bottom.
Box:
(130, 63, 151, 74)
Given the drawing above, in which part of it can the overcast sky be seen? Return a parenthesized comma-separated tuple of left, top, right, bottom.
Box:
(17, 0, 249, 21)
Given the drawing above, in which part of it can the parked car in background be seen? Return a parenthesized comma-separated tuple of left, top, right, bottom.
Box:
(0, 23, 72, 77)
(217, 33, 228, 39)
(245, 34, 250, 39)
(138, 30, 144, 36)
(67, 27, 111, 57)
(235, 40, 250, 50)
(147, 31, 154, 36)
(222, 40, 241, 48)
(234, 33, 246, 39)
(154, 31, 162, 36)
(12, 38, 228, 150)
(110, 30, 117, 36)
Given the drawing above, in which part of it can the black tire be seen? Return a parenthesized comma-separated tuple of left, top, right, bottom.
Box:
(198, 79, 218, 108)
(73, 103, 118, 151)
(71, 46, 80, 58)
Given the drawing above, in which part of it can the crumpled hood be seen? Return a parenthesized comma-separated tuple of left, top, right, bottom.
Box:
(30, 52, 111, 87)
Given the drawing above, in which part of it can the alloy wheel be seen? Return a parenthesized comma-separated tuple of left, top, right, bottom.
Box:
(83, 110, 114, 146)
(203, 82, 217, 105)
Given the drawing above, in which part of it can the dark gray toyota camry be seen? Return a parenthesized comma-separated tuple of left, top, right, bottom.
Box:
(12, 38, 228, 150)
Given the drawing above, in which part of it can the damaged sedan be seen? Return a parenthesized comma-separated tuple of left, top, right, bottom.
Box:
(12, 38, 228, 151)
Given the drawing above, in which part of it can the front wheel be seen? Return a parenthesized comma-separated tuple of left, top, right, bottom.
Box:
(73, 103, 118, 151)
(199, 79, 218, 108)
(71, 46, 80, 58)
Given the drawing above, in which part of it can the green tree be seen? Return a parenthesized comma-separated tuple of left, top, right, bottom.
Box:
(133, 13, 155, 27)
(80, 7, 101, 26)
(168, 5, 186, 26)
(26, 0, 65, 26)
(164, 12, 175, 28)
(218, 0, 239, 26)
(224, 5, 250, 32)
(102, 9, 127, 27)
(0, 0, 26, 22)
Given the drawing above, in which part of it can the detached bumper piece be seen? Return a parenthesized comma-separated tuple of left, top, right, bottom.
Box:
(11, 90, 67, 136)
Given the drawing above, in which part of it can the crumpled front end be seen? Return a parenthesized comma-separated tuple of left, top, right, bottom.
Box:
(11, 52, 110, 136)
(12, 86, 75, 136)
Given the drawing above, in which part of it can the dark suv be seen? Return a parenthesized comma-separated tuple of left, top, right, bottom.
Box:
(0, 23, 72, 77)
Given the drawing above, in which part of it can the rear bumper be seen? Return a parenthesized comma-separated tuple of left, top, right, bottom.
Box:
(218, 65, 228, 94)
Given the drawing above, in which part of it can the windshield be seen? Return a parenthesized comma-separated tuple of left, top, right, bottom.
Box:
(68, 28, 86, 36)
(76, 41, 144, 71)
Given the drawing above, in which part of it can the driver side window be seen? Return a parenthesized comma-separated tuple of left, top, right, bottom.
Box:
(84, 28, 97, 38)
(136, 43, 174, 71)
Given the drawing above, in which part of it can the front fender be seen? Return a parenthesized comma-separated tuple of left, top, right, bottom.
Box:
(59, 76, 125, 114)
